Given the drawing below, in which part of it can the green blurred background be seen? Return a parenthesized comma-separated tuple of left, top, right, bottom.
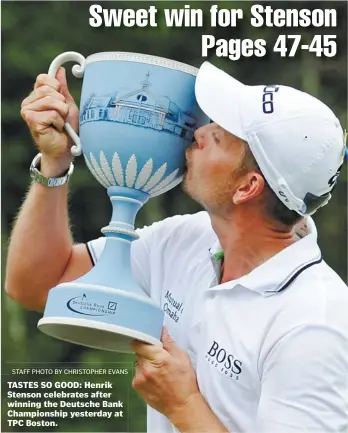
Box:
(2, 1, 347, 432)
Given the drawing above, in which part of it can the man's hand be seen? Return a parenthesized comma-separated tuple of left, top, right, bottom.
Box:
(20, 67, 79, 176)
(131, 327, 200, 420)
(131, 328, 229, 432)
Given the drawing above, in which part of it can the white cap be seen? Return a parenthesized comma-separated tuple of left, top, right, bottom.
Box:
(195, 62, 346, 216)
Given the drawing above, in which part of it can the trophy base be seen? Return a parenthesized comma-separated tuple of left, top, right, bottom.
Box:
(37, 281, 164, 353)
(38, 317, 161, 353)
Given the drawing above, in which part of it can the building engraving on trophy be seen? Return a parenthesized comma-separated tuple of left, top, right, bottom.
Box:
(80, 72, 197, 141)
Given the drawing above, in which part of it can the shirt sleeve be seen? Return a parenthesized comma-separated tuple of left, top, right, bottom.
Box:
(257, 324, 348, 433)
(87, 224, 157, 298)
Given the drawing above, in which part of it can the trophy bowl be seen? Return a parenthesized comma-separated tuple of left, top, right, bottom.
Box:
(37, 51, 209, 353)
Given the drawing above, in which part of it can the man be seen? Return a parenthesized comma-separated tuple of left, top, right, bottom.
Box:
(6, 62, 348, 432)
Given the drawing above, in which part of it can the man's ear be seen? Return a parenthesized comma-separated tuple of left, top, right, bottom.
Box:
(232, 171, 265, 205)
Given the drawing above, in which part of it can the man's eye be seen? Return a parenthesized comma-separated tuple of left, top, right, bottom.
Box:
(213, 133, 220, 144)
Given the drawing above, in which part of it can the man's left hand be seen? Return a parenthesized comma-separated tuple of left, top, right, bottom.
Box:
(131, 327, 201, 420)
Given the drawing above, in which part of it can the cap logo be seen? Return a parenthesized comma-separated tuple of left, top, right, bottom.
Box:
(278, 190, 289, 203)
(262, 85, 279, 114)
(343, 129, 348, 162)
(328, 163, 343, 190)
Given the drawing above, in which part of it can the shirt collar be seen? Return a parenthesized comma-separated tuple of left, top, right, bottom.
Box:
(209, 217, 322, 297)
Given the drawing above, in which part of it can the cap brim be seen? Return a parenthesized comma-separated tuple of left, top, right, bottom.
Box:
(195, 62, 247, 141)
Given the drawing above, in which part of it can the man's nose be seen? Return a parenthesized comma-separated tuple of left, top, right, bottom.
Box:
(194, 127, 205, 150)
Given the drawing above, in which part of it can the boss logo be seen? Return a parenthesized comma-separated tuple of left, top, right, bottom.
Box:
(262, 85, 279, 114)
(205, 340, 243, 380)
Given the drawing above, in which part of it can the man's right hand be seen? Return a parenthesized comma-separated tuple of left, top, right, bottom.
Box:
(20, 67, 79, 177)
(6, 67, 93, 312)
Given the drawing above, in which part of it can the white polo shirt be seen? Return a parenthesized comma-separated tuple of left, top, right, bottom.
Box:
(88, 211, 348, 433)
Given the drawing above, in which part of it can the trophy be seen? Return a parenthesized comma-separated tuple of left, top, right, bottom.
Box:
(37, 52, 209, 352)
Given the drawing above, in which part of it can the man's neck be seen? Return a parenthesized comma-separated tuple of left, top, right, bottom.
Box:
(210, 209, 298, 284)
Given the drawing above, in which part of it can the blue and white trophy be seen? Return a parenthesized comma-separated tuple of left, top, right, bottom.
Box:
(37, 52, 209, 352)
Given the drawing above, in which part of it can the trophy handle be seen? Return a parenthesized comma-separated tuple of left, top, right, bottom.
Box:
(48, 52, 86, 156)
